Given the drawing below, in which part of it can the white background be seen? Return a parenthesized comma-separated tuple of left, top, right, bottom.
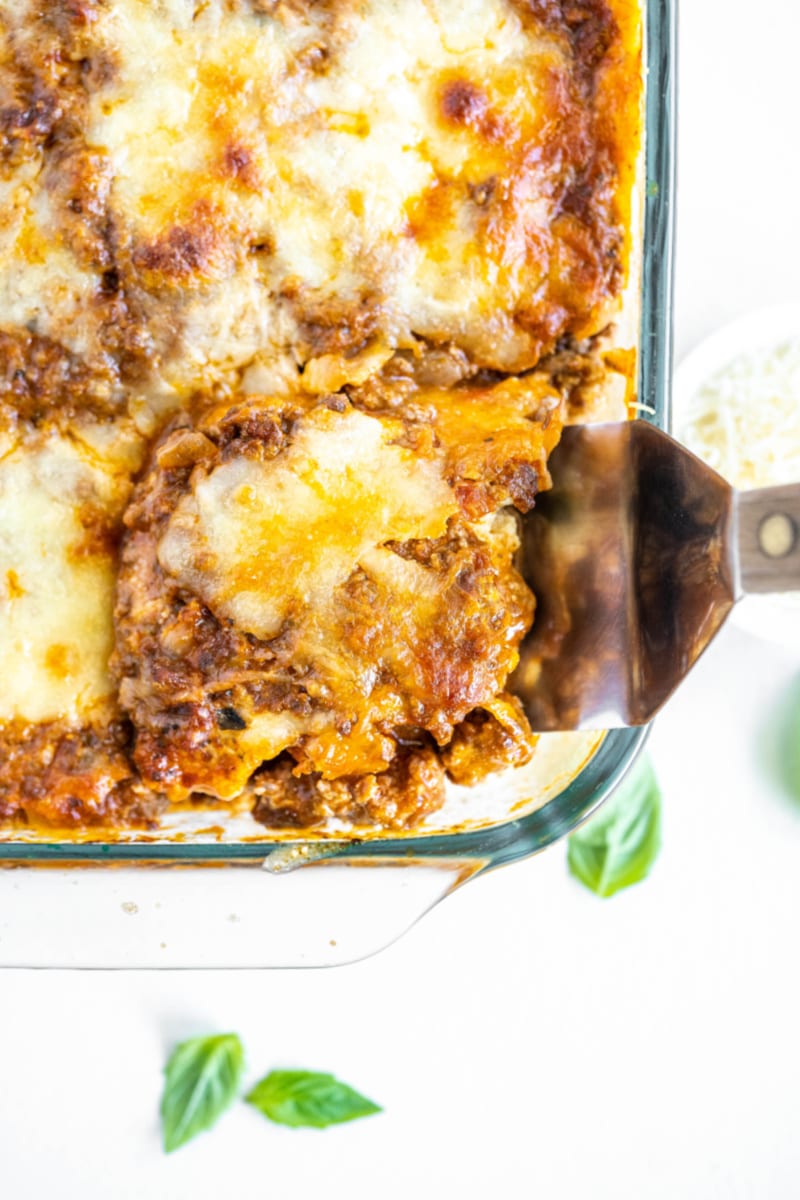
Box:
(3, 3, 800, 1196)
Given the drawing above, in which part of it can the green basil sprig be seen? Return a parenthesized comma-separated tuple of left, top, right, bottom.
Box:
(161, 1033, 245, 1153)
(568, 754, 662, 897)
(246, 1070, 382, 1129)
(160, 1035, 380, 1150)
(773, 677, 800, 801)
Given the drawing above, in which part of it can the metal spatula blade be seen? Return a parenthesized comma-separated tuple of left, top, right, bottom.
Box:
(513, 420, 800, 732)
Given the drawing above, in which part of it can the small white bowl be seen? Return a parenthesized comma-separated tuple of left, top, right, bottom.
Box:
(673, 307, 800, 653)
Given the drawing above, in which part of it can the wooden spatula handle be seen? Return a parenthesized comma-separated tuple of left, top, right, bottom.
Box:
(737, 483, 800, 594)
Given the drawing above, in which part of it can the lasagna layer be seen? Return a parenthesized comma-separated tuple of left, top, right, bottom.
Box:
(0, 413, 153, 824)
(0, 0, 639, 407)
(0, 0, 641, 833)
(113, 376, 561, 825)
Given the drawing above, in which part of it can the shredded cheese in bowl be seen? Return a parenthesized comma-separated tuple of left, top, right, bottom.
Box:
(675, 308, 800, 645)
(681, 340, 800, 490)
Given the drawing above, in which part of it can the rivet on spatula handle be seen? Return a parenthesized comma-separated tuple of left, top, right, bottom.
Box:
(736, 484, 800, 594)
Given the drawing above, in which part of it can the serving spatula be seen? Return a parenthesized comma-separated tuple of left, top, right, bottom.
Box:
(514, 420, 800, 731)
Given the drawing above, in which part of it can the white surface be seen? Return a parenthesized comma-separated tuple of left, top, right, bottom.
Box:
(2, 626, 800, 1199)
(674, 1, 800, 363)
(3, 3, 800, 1196)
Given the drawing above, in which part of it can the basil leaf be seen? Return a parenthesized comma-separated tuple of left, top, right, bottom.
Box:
(776, 677, 800, 801)
(568, 754, 662, 897)
(246, 1070, 382, 1129)
(786, 707, 800, 801)
(161, 1033, 245, 1153)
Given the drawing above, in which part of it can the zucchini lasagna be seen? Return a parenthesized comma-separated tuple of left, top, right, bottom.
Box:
(0, 0, 641, 832)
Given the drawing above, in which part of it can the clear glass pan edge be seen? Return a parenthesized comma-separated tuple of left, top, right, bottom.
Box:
(0, 0, 676, 965)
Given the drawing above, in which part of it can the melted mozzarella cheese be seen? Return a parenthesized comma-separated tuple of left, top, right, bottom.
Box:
(0, 3, 111, 368)
(88, 2, 307, 240)
(681, 340, 800, 490)
(0, 0, 626, 398)
(0, 424, 142, 723)
(85, 0, 568, 383)
(0, 166, 104, 363)
(158, 406, 458, 639)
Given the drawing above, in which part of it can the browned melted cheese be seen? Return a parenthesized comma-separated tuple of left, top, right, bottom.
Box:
(114, 380, 562, 809)
(0, 414, 153, 826)
(0, 0, 641, 832)
(0, 0, 639, 402)
(157, 406, 461, 643)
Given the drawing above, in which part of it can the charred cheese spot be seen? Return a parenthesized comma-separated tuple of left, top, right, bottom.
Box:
(219, 141, 260, 188)
(441, 78, 489, 126)
(439, 77, 508, 143)
(132, 202, 233, 286)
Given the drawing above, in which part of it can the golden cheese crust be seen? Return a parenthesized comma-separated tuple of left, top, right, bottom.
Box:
(0, 0, 639, 404)
(0, 410, 149, 828)
(113, 378, 561, 825)
(0, 0, 641, 833)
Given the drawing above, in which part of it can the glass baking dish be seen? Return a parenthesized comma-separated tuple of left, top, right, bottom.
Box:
(0, 0, 675, 968)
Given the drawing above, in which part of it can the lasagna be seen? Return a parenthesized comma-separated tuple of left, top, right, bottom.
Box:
(0, 0, 641, 832)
